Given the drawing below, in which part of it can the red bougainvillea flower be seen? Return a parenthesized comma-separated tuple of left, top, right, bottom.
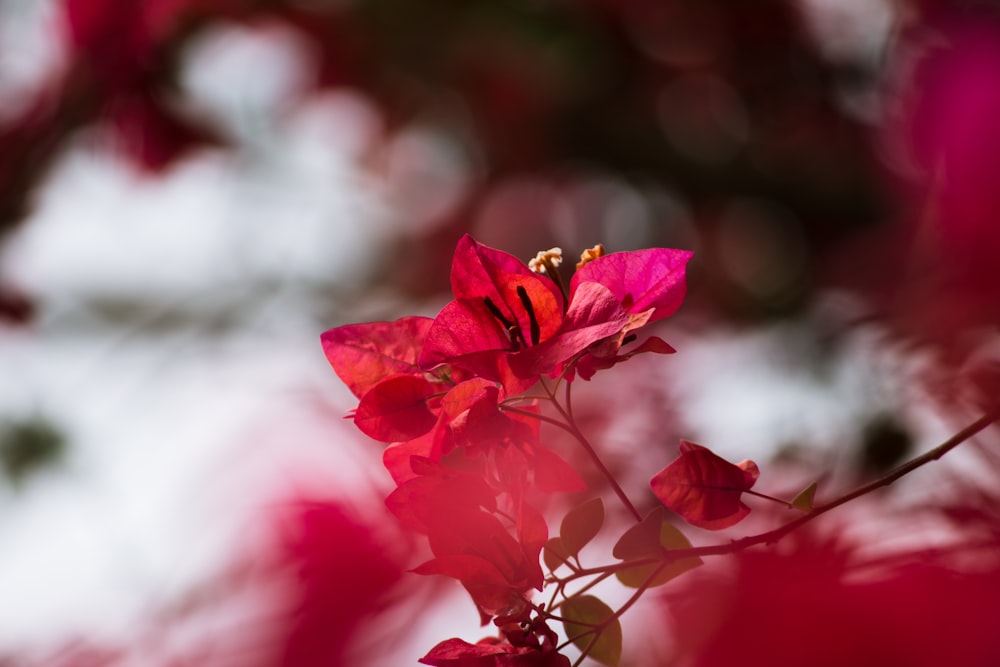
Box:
(650, 440, 760, 530)
(420, 637, 570, 667)
(420, 236, 692, 386)
(419, 235, 568, 392)
(509, 242, 692, 380)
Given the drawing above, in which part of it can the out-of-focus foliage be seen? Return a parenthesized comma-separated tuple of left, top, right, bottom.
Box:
(1, 0, 893, 318)
(0, 416, 64, 485)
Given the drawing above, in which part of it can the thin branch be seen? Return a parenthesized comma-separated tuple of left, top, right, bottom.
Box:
(502, 390, 643, 522)
(661, 406, 1000, 562)
(727, 404, 1000, 553)
(564, 375, 575, 422)
(501, 405, 576, 436)
(558, 406, 1000, 573)
(542, 378, 643, 522)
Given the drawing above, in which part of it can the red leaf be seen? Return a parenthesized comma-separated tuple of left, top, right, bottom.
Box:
(650, 441, 759, 530)
(353, 374, 439, 442)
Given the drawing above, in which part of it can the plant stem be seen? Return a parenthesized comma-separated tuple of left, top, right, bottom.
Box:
(666, 405, 1000, 561)
(501, 405, 576, 435)
(556, 406, 1000, 574)
(542, 378, 643, 522)
(545, 570, 616, 613)
(744, 489, 794, 507)
(740, 404, 1000, 548)
(564, 375, 575, 422)
(559, 559, 669, 660)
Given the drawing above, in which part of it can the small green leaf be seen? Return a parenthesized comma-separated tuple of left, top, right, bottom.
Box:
(791, 481, 818, 511)
(613, 507, 701, 589)
(543, 536, 572, 572)
(561, 497, 605, 556)
(561, 595, 622, 667)
(613, 506, 671, 560)
(616, 523, 702, 588)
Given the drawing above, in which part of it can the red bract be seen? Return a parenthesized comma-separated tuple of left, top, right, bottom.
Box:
(666, 533, 1000, 667)
(384, 462, 498, 535)
(420, 637, 570, 667)
(322, 317, 464, 444)
(571, 335, 675, 381)
(385, 459, 548, 621)
(555, 246, 692, 380)
(650, 440, 759, 530)
(321, 317, 435, 399)
(571, 247, 692, 325)
(413, 503, 547, 620)
(353, 374, 439, 442)
(419, 235, 566, 391)
(420, 236, 692, 386)
(508, 281, 633, 379)
(375, 377, 582, 493)
(431, 380, 584, 493)
(437, 379, 532, 456)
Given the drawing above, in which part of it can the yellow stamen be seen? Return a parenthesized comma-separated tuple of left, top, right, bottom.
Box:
(576, 244, 605, 270)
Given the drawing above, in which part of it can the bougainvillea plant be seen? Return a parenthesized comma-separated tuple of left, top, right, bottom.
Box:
(321, 235, 1000, 666)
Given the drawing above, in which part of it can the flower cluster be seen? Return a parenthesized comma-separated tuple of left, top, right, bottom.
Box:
(320, 235, 756, 665)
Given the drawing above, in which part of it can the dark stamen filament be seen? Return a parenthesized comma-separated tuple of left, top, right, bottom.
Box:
(516, 286, 541, 346)
(484, 296, 525, 350)
(484, 296, 514, 328)
(542, 258, 566, 305)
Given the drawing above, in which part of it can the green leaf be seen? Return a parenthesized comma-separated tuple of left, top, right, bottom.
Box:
(560, 497, 605, 556)
(612, 507, 667, 560)
(612, 507, 702, 589)
(791, 481, 818, 511)
(561, 595, 622, 667)
(543, 536, 572, 572)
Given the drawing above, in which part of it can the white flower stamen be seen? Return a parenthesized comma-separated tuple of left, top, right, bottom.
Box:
(529, 248, 564, 275)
